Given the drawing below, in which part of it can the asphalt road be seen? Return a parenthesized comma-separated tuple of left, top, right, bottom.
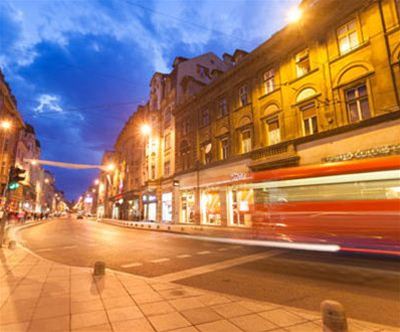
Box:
(17, 216, 400, 327)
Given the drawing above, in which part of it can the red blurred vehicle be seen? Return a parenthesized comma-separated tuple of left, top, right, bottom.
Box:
(233, 156, 400, 256)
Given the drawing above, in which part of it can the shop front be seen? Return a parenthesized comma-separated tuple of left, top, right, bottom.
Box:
(228, 188, 254, 227)
(200, 190, 223, 225)
(162, 192, 172, 223)
(180, 190, 195, 224)
(143, 193, 157, 222)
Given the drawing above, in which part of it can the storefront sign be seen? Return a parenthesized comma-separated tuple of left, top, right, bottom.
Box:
(230, 172, 250, 181)
(323, 144, 400, 163)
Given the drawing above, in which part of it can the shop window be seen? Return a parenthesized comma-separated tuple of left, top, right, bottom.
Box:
(181, 192, 195, 223)
(337, 19, 359, 55)
(295, 48, 310, 77)
(301, 102, 318, 136)
(239, 85, 249, 107)
(218, 97, 228, 118)
(164, 161, 170, 177)
(201, 109, 210, 126)
(241, 129, 252, 153)
(345, 83, 371, 123)
(266, 118, 281, 145)
(164, 133, 171, 150)
(201, 191, 222, 225)
(219, 137, 229, 160)
(231, 189, 253, 226)
(263, 69, 275, 94)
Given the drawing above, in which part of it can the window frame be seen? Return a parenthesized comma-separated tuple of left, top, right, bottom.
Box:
(263, 68, 275, 95)
(240, 128, 252, 154)
(300, 102, 318, 136)
(201, 108, 210, 127)
(337, 19, 360, 55)
(219, 136, 230, 160)
(344, 82, 371, 123)
(266, 117, 281, 145)
(295, 48, 311, 78)
(218, 97, 228, 118)
(239, 84, 249, 107)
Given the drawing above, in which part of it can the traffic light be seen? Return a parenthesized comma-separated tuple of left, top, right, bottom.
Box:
(8, 166, 26, 191)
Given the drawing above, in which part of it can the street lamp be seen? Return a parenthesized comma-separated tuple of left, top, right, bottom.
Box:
(141, 124, 151, 136)
(94, 179, 100, 185)
(0, 120, 12, 130)
(106, 163, 115, 172)
(287, 6, 302, 23)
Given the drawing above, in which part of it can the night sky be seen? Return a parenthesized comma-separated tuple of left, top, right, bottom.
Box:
(0, 0, 299, 200)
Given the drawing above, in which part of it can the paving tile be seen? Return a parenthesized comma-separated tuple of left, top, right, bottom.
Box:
(180, 307, 222, 325)
(0, 322, 29, 332)
(71, 310, 109, 330)
(169, 328, 198, 332)
(196, 319, 243, 332)
(36, 296, 70, 308)
(230, 313, 278, 332)
(0, 306, 35, 325)
(158, 289, 194, 301)
(133, 291, 164, 304)
(169, 297, 205, 311)
(71, 298, 104, 314)
(212, 302, 252, 319)
(73, 323, 113, 331)
(285, 308, 320, 321)
(28, 315, 70, 332)
(148, 312, 191, 332)
(140, 300, 176, 316)
(284, 321, 321, 332)
(32, 303, 70, 320)
(259, 309, 307, 328)
(237, 300, 279, 313)
(197, 294, 231, 306)
(150, 283, 180, 291)
(102, 295, 135, 309)
(112, 317, 155, 332)
(107, 305, 144, 322)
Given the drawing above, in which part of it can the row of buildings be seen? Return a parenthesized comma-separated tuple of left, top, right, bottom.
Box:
(0, 70, 68, 216)
(90, 0, 400, 227)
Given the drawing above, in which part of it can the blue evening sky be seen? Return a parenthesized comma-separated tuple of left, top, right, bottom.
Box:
(0, 0, 299, 200)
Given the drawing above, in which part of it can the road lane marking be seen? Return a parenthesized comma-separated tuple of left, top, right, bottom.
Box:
(197, 250, 211, 255)
(61, 245, 77, 249)
(121, 262, 143, 268)
(150, 258, 170, 263)
(154, 250, 284, 282)
(177, 254, 191, 259)
(35, 248, 53, 252)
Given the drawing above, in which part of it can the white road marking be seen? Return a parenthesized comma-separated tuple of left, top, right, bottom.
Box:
(61, 245, 77, 249)
(197, 250, 211, 255)
(154, 250, 284, 282)
(177, 254, 191, 259)
(121, 262, 143, 268)
(150, 258, 170, 263)
(35, 248, 53, 252)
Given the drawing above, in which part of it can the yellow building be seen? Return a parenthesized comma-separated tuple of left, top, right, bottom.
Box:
(174, 0, 400, 226)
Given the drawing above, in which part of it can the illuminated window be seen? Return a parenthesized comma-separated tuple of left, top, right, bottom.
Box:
(301, 102, 318, 135)
(219, 137, 229, 160)
(218, 98, 228, 118)
(266, 118, 281, 145)
(239, 85, 249, 107)
(263, 69, 275, 94)
(337, 19, 359, 55)
(201, 109, 210, 126)
(241, 129, 252, 153)
(295, 49, 310, 77)
(345, 83, 371, 123)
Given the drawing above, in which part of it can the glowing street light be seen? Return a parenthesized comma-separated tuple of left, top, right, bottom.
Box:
(287, 6, 302, 23)
(0, 120, 12, 130)
(94, 179, 100, 185)
(106, 163, 115, 172)
(141, 124, 151, 136)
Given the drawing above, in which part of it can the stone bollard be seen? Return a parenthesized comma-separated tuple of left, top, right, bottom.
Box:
(93, 261, 106, 276)
(321, 300, 348, 332)
(8, 240, 17, 250)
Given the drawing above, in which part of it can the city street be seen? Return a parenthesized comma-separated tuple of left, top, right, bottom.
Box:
(17, 217, 400, 327)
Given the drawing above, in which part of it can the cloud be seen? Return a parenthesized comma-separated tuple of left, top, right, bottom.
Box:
(34, 94, 63, 113)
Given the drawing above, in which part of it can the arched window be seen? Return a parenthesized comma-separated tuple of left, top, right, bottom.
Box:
(296, 87, 317, 103)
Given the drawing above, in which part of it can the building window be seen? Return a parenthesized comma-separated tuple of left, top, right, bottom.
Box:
(266, 118, 281, 145)
(164, 133, 171, 150)
(337, 19, 359, 55)
(218, 98, 228, 118)
(201, 142, 212, 164)
(182, 120, 190, 135)
(345, 83, 371, 123)
(150, 165, 156, 179)
(241, 129, 252, 153)
(201, 109, 210, 126)
(301, 102, 318, 136)
(219, 137, 229, 160)
(164, 161, 170, 177)
(239, 85, 249, 107)
(295, 49, 310, 77)
(263, 69, 275, 94)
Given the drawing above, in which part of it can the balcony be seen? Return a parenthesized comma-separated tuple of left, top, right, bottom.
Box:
(249, 141, 299, 171)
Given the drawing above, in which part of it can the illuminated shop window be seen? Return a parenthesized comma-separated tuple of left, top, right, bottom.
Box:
(345, 83, 371, 123)
(337, 19, 359, 55)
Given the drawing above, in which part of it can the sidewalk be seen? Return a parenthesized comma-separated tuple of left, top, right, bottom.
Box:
(0, 237, 397, 331)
